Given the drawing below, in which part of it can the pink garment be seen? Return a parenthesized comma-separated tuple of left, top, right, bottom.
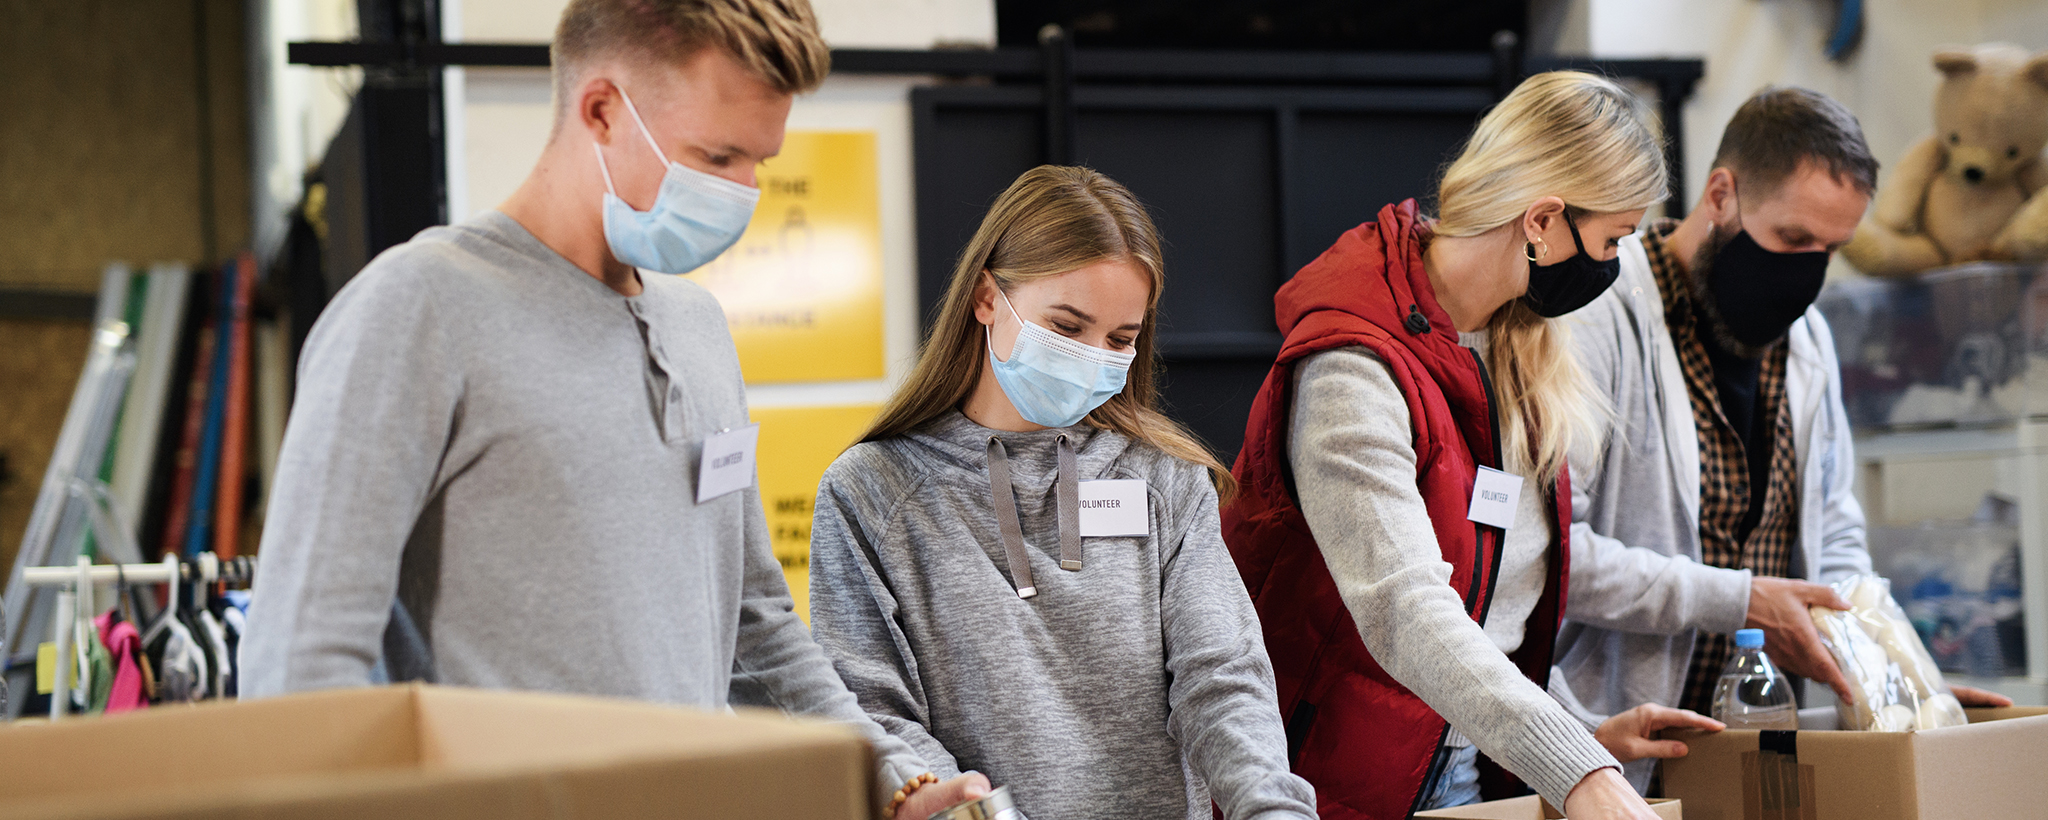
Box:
(94, 612, 148, 714)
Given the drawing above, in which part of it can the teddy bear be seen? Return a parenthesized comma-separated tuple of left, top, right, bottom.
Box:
(1843, 43, 2048, 276)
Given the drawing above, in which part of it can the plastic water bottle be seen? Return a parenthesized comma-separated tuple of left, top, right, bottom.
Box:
(1712, 628, 1799, 730)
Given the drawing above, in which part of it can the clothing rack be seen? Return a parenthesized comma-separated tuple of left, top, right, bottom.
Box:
(7, 258, 269, 718)
(2, 312, 138, 716)
(18, 552, 255, 721)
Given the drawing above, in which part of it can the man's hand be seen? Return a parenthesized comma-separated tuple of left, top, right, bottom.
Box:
(894, 773, 990, 820)
(1951, 684, 2014, 707)
(1594, 704, 1725, 763)
(1747, 576, 1855, 703)
(1562, 767, 1662, 820)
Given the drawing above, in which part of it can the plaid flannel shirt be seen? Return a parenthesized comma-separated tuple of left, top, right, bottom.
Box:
(1640, 221, 1802, 714)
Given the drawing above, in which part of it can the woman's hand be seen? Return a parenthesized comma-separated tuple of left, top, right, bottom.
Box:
(894, 773, 990, 820)
(1593, 704, 1724, 763)
(1561, 767, 1662, 820)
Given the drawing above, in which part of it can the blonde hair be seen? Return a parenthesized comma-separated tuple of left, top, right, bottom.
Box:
(551, 0, 830, 118)
(1434, 71, 1668, 484)
(863, 166, 1236, 500)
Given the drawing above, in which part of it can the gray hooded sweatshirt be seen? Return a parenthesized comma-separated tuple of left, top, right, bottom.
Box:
(807, 411, 1318, 820)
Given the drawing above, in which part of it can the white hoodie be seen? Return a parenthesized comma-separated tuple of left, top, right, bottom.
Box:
(1556, 230, 1875, 789)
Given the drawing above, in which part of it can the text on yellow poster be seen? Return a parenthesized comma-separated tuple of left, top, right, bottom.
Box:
(753, 404, 881, 622)
(687, 131, 884, 384)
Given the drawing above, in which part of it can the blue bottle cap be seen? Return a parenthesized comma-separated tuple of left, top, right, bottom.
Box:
(1735, 628, 1765, 648)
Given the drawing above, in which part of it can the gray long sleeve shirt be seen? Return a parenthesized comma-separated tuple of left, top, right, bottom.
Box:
(807, 411, 1317, 820)
(1287, 346, 1618, 809)
(238, 211, 931, 798)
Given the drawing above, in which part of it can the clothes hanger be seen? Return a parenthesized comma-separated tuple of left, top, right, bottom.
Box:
(140, 554, 179, 644)
(112, 563, 131, 626)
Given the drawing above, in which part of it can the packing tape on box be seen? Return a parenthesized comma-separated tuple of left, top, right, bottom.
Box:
(1740, 731, 1816, 820)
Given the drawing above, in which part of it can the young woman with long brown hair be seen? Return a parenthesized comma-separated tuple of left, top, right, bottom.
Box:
(805, 166, 1317, 820)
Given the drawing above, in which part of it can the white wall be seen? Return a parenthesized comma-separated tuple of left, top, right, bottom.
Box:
(1576, 0, 2048, 216)
(248, 0, 362, 265)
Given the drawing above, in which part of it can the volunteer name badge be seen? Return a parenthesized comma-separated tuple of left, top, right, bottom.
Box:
(697, 424, 761, 503)
(1078, 480, 1149, 537)
(1465, 466, 1523, 530)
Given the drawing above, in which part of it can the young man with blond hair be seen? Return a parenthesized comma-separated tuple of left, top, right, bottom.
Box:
(241, 1, 983, 814)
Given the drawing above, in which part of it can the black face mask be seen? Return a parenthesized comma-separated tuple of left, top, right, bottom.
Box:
(1519, 209, 1620, 318)
(1700, 226, 1830, 350)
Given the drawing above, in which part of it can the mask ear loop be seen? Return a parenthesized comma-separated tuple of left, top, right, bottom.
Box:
(984, 278, 1023, 364)
(590, 85, 672, 198)
(591, 144, 620, 197)
(1559, 207, 1592, 257)
(1724, 181, 1748, 240)
(995, 285, 1025, 325)
(614, 87, 673, 166)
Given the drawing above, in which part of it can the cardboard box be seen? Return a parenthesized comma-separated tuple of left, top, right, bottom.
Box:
(0, 684, 874, 820)
(1660, 706, 2048, 820)
(1416, 794, 1682, 819)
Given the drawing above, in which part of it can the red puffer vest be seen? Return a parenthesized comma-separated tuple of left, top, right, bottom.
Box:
(1222, 200, 1572, 820)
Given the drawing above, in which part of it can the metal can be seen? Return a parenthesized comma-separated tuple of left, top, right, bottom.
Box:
(925, 785, 1027, 820)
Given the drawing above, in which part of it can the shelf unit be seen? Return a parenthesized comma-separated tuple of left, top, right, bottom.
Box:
(1821, 262, 2048, 705)
(1852, 419, 2048, 705)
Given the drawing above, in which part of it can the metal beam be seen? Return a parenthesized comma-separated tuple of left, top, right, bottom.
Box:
(1039, 26, 1076, 165)
(288, 41, 549, 68)
(286, 41, 1699, 94)
(0, 290, 98, 321)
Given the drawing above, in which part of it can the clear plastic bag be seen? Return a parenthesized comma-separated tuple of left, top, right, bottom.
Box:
(1809, 574, 1969, 732)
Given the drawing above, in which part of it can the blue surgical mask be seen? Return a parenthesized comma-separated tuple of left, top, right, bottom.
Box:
(986, 289, 1137, 428)
(593, 88, 760, 274)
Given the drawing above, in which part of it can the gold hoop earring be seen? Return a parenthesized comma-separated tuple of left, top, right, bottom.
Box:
(1525, 240, 1547, 262)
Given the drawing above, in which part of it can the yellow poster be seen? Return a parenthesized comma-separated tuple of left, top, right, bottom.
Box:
(687, 131, 884, 383)
(753, 404, 881, 622)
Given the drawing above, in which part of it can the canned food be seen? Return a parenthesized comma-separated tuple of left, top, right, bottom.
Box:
(925, 785, 1027, 820)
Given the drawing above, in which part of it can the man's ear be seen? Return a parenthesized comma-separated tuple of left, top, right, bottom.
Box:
(577, 76, 624, 145)
(1701, 168, 1741, 222)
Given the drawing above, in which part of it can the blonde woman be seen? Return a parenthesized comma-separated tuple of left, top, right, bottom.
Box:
(1223, 72, 1722, 820)
(807, 166, 1318, 820)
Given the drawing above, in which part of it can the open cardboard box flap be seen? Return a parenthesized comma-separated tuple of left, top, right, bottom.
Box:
(0, 684, 874, 820)
(1415, 794, 1682, 819)
(1660, 706, 2048, 820)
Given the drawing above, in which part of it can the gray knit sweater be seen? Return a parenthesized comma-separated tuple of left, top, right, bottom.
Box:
(807, 411, 1318, 820)
(240, 211, 932, 800)
(1287, 346, 1620, 809)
